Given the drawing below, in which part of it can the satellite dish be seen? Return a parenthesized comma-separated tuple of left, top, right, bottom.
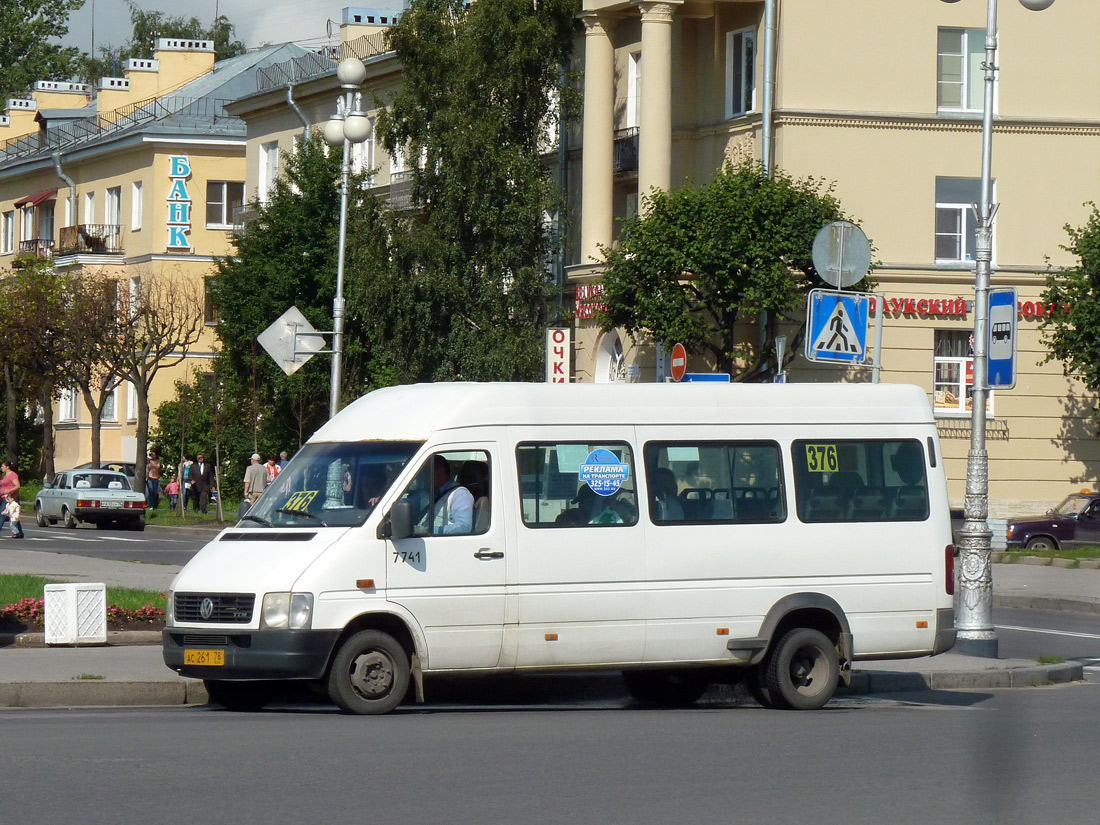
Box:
(812, 221, 871, 289)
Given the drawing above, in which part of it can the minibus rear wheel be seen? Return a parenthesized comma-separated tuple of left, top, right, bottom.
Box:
(764, 628, 840, 710)
(328, 629, 410, 715)
(621, 670, 708, 707)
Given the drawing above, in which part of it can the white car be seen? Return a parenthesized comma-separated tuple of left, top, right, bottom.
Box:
(35, 469, 147, 531)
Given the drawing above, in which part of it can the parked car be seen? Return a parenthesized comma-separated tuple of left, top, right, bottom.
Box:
(73, 461, 139, 491)
(1005, 490, 1100, 551)
(35, 469, 146, 531)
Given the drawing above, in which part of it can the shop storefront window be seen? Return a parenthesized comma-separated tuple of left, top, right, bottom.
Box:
(933, 329, 993, 417)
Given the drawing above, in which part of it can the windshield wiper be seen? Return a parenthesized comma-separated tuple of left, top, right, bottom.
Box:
(240, 514, 272, 527)
(276, 507, 326, 526)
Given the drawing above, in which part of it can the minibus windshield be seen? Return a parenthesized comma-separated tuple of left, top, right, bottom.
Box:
(242, 441, 422, 528)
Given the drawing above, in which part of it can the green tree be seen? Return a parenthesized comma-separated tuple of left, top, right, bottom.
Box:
(597, 160, 869, 380)
(212, 136, 360, 449)
(363, 0, 578, 382)
(1040, 204, 1100, 421)
(0, 0, 86, 104)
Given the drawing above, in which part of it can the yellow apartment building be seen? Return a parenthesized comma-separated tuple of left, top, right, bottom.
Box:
(0, 38, 313, 471)
(567, 0, 1100, 513)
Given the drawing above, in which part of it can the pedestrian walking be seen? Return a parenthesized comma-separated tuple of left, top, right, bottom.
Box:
(243, 453, 267, 506)
(0, 460, 20, 533)
(166, 476, 180, 510)
(190, 453, 215, 514)
(146, 450, 163, 509)
(4, 493, 23, 538)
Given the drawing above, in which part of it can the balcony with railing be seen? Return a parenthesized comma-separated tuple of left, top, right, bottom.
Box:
(613, 128, 639, 176)
(17, 238, 55, 259)
(57, 224, 123, 256)
(386, 169, 415, 211)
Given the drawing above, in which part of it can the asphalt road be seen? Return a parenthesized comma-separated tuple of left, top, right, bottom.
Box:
(2, 685, 1098, 825)
(996, 606, 1100, 679)
(11, 521, 215, 567)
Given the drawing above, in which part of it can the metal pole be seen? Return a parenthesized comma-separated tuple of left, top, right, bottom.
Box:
(956, 0, 999, 658)
(329, 89, 352, 420)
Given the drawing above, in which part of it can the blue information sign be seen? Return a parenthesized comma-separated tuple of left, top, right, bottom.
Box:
(681, 373, 731, 383)
(988, 287, 1018, 390)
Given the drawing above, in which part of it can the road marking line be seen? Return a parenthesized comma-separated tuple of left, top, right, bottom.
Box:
(995, 623, 1100, 641)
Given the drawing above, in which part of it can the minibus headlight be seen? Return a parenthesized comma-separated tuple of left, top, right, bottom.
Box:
(166, 590, 174, 626)
(260, 592, 313, 629)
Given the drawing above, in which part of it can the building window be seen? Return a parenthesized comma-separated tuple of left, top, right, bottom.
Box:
(19, 206, 34, 242)
(128, 276, 142, 319)
(131, 181, 143, 231)
(1, 211, 12, 254)
(259, 141, 279, 202)
(127, 381, 138, 422)
(626, 51, 641, 130)
(726, 28, 756, 118)
(938, 28, 986, 112)
(206, 181, 245, 228)
(933, 329, 994, 417)
(59, 388, 78, 422)
(204, 276, 219, 324)
(106, 186, 121, 228)
(83, 191, 95, 224)
(102, 384, 117, 423)
(935, 177, 986, 265)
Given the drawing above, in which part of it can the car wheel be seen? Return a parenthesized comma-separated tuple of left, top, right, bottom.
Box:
(129, 517, 145, 532)
(35, 505, 48, 528)
(764, 628, 840, 711)
(622, 670, 708, 707)
(327, 630, 410, 715)
(203, 679, 276, 712)
(1025, 536, 1056, 552)
(62, 507, 78, 529)
(746, 664, 778, 709)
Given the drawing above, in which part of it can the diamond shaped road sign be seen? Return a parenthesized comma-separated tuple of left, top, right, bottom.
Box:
(258, 306, 327, 376)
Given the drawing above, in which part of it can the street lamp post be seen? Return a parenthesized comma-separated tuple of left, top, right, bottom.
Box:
(323, 57, 373, 420)
(941, 0, 1055, 657)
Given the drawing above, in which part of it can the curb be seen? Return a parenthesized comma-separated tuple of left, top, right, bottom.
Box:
(0, 680, 208, 708)
(843, 661, 1083, 693)
(992, 595, 1100, 615)
(0, 630, 162, 649)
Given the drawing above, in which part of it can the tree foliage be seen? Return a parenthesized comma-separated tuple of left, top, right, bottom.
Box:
(1041, 204, 1100, 422)
(363, 0, 578, 382)
(212, 136, 357, 450)
(598, 161, 870, 380)
(0, 0, 85, 104)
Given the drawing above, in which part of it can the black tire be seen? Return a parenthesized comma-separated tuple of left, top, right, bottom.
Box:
(62, 507, 78, 529)
(622, 670, 708, 707)
(764, 628, 840, 711)
(35, 505, 48, 528)
(1025, 536, 1056, 552)
(746, 664, 779, 709)
(203, 679, 275, 712)
(128, 517, 145, 532)
(327, 630, 410, 715)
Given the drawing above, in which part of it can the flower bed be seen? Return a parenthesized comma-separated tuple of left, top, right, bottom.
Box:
(1, 597, 166, 632)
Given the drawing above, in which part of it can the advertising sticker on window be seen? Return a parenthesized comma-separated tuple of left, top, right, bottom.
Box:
(578, 449, 630, 496)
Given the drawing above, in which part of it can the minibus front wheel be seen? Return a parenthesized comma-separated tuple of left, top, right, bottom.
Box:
(328, 629, 410, 715)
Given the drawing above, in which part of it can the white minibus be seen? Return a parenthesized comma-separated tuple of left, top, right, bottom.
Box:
(163, 382, 956, 713)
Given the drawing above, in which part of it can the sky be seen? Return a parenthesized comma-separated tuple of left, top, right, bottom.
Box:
(60, 0, 349, 54)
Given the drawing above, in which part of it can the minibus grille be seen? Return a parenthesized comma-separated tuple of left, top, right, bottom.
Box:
(174, 593, 255, 623)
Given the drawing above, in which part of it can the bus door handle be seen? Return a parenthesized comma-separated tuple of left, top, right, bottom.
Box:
(474, 548, 504, 560)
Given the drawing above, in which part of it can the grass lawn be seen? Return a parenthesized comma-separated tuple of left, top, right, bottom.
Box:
(0, 574, 166, 612)
(1003, 546, 1100, 561)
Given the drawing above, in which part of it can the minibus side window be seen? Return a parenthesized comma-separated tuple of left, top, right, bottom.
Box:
(395, 450, 492, 537)
(643, 442, 785, 524)
(791, 439, 929, 523)
(516, 442, 638, 527)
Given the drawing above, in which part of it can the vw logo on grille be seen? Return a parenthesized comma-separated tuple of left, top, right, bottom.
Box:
(199, 597, 214, 620)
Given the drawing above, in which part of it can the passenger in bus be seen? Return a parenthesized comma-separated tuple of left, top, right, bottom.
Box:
(574, 484, 623, 524)
(432, 455, 474, 535)
(890, 441, 928, 519)
(650, 467, 685, 521)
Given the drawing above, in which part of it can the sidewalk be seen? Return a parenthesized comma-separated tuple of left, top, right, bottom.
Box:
(0, 552, 1094, 709)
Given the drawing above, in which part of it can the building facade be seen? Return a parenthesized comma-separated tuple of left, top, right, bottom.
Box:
(568, 0, 1100, 512)
(0, 38, 313, 470)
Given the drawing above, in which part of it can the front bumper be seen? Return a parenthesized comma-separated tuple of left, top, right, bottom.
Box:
(163, 628, 341, 680)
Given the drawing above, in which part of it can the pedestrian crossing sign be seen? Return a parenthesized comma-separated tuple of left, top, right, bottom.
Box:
(805, 289, 871, 364)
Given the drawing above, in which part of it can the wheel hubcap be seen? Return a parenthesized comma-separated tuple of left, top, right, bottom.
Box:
(348, 650, 394, 699)
(789, 648, 827, 694)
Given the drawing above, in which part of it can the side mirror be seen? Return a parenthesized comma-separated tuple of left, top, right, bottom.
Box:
(388, 501, 414, 540)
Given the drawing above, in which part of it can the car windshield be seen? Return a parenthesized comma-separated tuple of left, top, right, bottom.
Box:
(1053, 495, 1092, 516)
(71, 472, 128, 490)
(242, 441, 422, 528)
